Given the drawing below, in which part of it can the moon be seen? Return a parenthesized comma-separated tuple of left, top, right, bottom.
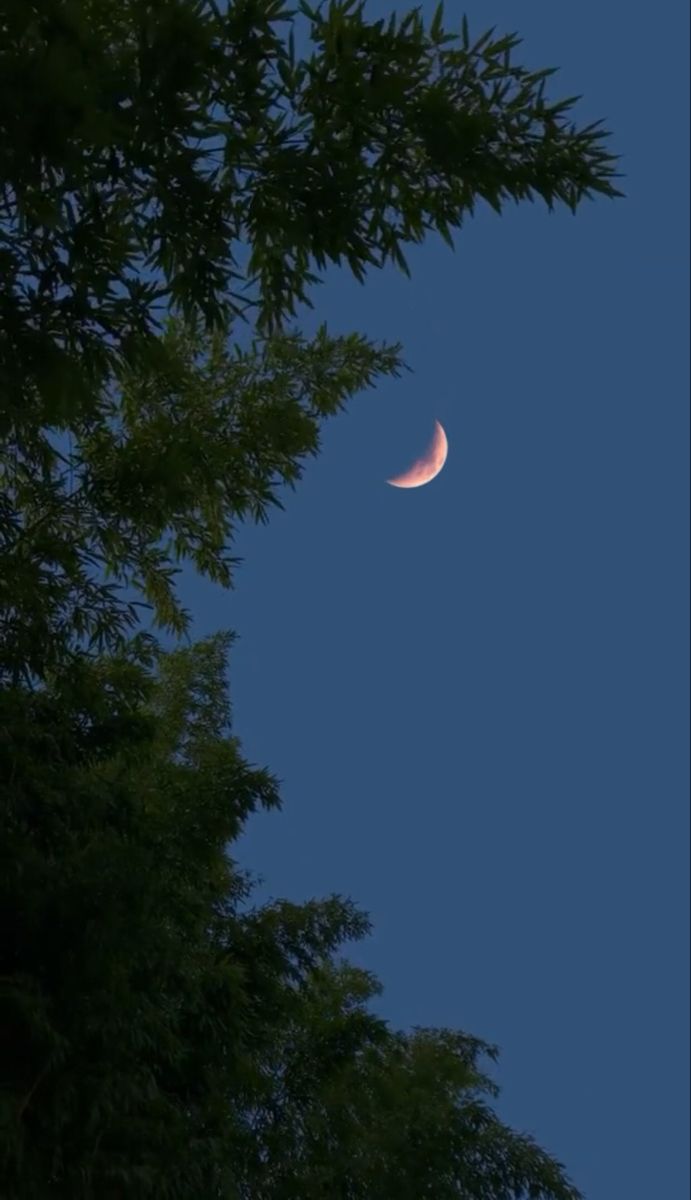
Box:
(386, 420, 448, 488)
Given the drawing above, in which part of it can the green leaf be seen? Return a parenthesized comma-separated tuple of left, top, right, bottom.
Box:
(276, 56, 294, 89)
(436, 215, 455, 250)
(545, 94, 584, 117)
(430, 1, 444, 42)
(461, 13, 469, 49)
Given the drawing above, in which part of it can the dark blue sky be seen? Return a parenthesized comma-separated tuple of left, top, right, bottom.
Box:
(185, 5, 689, 1197)
(53, 2, 691, 1197)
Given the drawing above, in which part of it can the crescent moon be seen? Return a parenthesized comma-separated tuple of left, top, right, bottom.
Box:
(386, 420, 448, 488)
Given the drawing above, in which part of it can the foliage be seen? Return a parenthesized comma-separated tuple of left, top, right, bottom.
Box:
(1, 634, 583, 1200)
(1, 0, 623, 683)
(0, 0, 624, 379)
(0, 4, 619, 1193)
(0, 309, 406, 686)
(239, 959, 584, 1200)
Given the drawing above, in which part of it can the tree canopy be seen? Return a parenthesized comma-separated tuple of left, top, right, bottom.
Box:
(0, 310, 407, 685)
(1, 0, 623, 364)
(1, 0, 623, 684)
(2, 633, 583, 1200)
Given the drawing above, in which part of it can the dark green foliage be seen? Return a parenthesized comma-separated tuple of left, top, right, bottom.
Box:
(1, 635, 583, 1199)
(0, 308, 406, 686)
(1, 0, 623, 684)
(0, 0, 623, 392)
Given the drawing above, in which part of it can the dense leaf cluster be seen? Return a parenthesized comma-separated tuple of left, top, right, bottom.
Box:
(1, 635, 583, 1200)
(0, 310, 406, 685)
(0, 0, 623, 369)
(0, 0, 623, 685)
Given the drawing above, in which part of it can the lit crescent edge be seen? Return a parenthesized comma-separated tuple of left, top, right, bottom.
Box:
(386, 420, 448, 488)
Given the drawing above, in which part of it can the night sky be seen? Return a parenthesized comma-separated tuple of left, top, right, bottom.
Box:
(67, 3, 691, 1197)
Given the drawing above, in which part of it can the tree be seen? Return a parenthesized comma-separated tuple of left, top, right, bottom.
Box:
(1, 633, 583, 1200)
(236, 954, 583, 1200)
(0, 0, 624, 365)
(0, 631, 362, 1197)
(1, 5, 621, 1192)
(0, 310, 407, 686)
(1, 0, 624, 683)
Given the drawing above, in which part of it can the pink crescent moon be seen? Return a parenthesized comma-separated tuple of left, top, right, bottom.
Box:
(386, 420, 448, 488)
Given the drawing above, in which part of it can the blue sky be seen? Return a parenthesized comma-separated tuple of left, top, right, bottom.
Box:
(42, 2, 690, 1197)
(192, 5, 689, 1197)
